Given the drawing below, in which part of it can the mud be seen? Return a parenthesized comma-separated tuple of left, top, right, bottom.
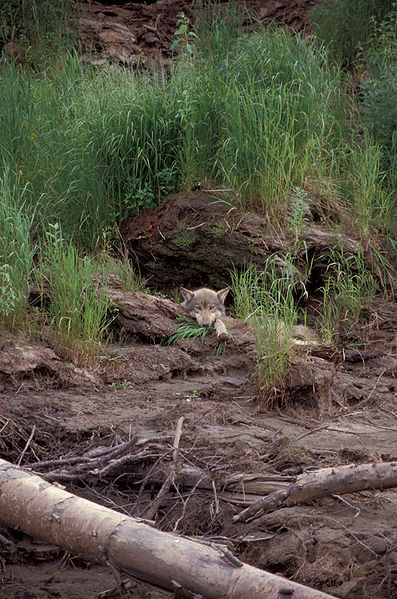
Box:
(1, 277, 397, 597)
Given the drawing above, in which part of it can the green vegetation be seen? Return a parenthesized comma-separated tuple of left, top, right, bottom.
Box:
(35, 224, 113, 365)
(311, 0, 394, 66)
(96, 254, 149, 294)
(0, 57, 183, 248)
(0, 170, 35, 326)
(167, 316, 227, 357)
(360, 6, 397, 193)
(168, 316, 210, 344)
(231, 262, 300, 402)
(311, 2, 397, 236)
(0, 0, 79, 64)
(317, 249, 378, 343)
(0, 3, 395, 371)
(0, 8, 392, 244)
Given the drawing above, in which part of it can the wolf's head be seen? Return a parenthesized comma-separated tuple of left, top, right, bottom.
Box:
(180, 287, 230, 326)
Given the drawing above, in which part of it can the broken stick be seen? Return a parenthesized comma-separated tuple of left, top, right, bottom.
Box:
(145, 416, 184, 520)
(234, 461, 397, 524)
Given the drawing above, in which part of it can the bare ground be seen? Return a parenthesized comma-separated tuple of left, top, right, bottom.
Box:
(79, 0, 317, 67)
(0, 278, 396, 598)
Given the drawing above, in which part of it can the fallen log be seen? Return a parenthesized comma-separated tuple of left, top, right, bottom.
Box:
(235, 461, 397, 524)
(0, 459, 337, 599)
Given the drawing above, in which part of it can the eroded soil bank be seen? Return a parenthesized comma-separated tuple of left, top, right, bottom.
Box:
(0, 265, 396, 597)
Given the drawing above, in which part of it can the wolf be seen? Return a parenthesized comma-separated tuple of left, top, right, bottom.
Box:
(180, 286, 321, 345)
(180, 287, 231, 340)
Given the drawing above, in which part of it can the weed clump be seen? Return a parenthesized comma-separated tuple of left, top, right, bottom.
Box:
(230, 261, 302, 404)
(35, 224, 113, 366)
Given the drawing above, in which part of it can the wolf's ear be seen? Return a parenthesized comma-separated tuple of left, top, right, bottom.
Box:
(217, 287, 230, 304)
(180, 288, 195, 303)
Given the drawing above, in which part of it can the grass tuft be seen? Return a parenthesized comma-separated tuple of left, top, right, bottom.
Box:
(35, 224, 113, 365)
(167, 316, 210, 345)
(317, 249, 378, 343)
(230, 261, 300, 403)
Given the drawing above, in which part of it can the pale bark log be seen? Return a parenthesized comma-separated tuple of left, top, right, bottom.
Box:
(0, 459, 337, 599)
(235, 461, 397, 524)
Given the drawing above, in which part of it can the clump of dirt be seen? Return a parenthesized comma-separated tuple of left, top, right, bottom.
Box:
(120, 191, 362, 291)
(79, 0, 317, 66)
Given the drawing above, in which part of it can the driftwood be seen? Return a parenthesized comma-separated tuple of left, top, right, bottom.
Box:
(109, 288, 181, 338)
(176, 467, 293, 505)
(144, 416, 185, 520)
(0, 459, 337, 599)
(235, 461, 397, 524)
(30, 437, 292, 506)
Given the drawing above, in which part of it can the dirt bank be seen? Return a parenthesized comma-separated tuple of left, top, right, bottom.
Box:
(1, 269, 396, 597)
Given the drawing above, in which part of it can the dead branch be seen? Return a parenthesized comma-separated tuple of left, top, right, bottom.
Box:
(234, 461, 397, 524)
(17, 424, 36, 465)
(145, 417, 184, 520)
(0, 459, 338, 599)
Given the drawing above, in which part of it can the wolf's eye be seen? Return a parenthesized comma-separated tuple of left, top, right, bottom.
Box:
(209, 305, 216, 311)
(195, 306, 200, 312)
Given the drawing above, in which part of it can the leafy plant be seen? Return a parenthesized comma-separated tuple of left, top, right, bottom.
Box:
(108, 379, 133, 391)
(287, 187, 312, 246)
(185, 389, 201, 402)
(171, 12, 198, 57)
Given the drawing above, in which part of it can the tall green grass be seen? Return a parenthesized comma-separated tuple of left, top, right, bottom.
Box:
(0, 14, 355, 247)
(35, 224, 112, 365)
(183, 22, 348, 209)
(0, 0, 79, 63)
(311, 0, 395, 66)
(0, 56, 183, 247)
(346, 137, 395, 236)
(360, 6, 397, 197)
(230, 261, 301, 402)
(0, 170, 35, 326)
(317, 249, 378, 343)
(0, 5, 394, 361)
